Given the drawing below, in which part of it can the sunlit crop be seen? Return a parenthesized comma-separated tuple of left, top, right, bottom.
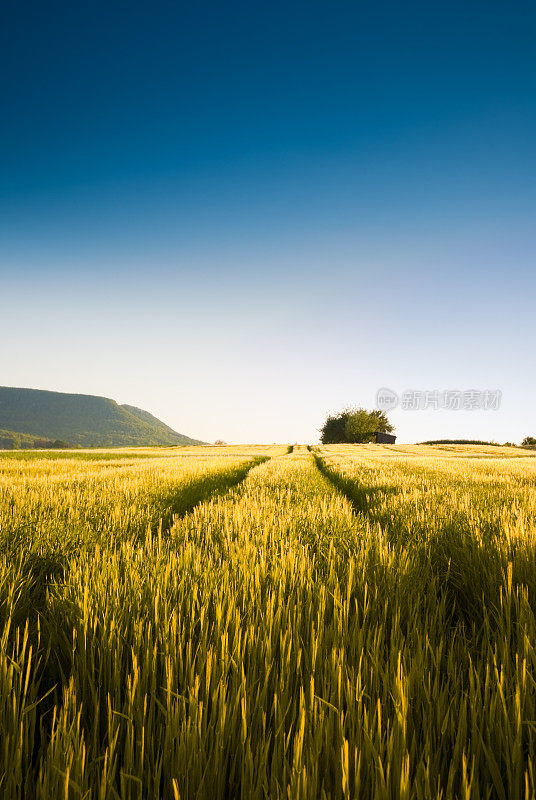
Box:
(2, 442, 536, 798)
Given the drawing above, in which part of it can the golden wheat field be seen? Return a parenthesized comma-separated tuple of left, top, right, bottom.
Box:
(2, 442, 536, 799)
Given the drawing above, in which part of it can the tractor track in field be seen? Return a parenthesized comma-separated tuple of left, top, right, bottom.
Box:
(19, 453, 272, 784)
(312, 450, 371, 515)
(158, 455, 270, 532)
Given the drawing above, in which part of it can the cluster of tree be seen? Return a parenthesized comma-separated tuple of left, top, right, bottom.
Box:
(320, 407, 394, 444)
(0, 429, 74, 450)
(522, 436, 536, 448)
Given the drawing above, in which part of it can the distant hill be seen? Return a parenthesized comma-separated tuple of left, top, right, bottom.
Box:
(121, 404, 186, 437)
(0, 387, 205, 448)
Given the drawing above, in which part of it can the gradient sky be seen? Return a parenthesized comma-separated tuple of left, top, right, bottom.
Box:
(1, 0, 535, 443)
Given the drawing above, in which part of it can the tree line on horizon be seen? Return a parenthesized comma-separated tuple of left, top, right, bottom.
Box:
(318, 406, 536, 448)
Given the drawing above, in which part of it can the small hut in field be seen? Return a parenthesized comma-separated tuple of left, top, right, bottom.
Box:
(374, 431, 396, 444)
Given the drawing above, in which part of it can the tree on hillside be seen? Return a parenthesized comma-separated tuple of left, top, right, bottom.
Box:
(320, 407, 394, 444)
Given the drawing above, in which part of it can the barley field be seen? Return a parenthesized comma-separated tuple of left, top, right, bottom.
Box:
(2, 443, 536, 798)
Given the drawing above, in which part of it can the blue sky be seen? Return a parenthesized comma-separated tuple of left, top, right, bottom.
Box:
(1, 0, 535, 443)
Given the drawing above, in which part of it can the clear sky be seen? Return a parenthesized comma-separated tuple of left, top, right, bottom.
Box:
(1, 0, 535, 443)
